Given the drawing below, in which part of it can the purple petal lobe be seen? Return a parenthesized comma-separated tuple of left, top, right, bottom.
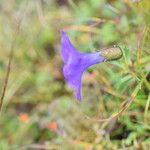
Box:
(60, 31, 104, 101)
(60, 31, 79, 63)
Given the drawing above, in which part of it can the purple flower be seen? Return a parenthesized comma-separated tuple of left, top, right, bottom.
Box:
(60, 31, 104, 101)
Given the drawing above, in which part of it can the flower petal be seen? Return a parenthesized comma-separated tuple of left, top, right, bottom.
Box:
(60, 31, 79, 63)
(60, 31, 104, 101)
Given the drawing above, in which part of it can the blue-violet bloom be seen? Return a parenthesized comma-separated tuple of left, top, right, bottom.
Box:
(60, 31, 104, 101)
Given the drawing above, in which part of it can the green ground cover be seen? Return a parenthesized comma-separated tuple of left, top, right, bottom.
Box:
(0, 0, 150, 149)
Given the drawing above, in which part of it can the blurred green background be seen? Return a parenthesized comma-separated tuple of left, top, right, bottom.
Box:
(0, 0, 150, 149)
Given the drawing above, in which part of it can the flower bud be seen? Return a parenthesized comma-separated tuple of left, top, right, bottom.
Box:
(100, 45, 122, 61)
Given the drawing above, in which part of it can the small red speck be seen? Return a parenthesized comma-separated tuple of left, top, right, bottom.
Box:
(85, 145, 93, 150)
(48, 121, 57, 130)
(87, 72, 97, 82)
(19, 113, 29, 123)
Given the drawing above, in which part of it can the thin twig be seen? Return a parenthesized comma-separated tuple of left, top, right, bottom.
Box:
(0, 21, 19, 112)
(0, 0, 28, 112)
(84, 96, 134, 123)
(0, 42, 14, 111)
